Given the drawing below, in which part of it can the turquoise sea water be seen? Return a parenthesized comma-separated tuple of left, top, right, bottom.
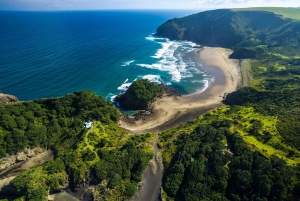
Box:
(0, 10, 213, 101)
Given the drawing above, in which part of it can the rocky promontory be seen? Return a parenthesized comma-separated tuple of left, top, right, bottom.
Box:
(156, 9, 300, 59)
(114, 79, 175, 110)
(0, 148, 43, 173)
(0, 93, 18, 104)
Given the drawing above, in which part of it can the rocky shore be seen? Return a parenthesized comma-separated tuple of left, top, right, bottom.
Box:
(0, 149, 53, 197)
(116, 84, 178, 127)
(0, 148, 41, 174)
(114, 79, 176, 110)
(0, 93, 18, 104)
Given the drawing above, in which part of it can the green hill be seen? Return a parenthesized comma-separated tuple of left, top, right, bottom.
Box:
(156, 8, 300, 59)
(115, 79, 163, 109)
(232, 7, 300, 20)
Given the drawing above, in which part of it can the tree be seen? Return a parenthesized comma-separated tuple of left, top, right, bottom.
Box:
(164, 163, 185, 197)
(108, 173, 122, 189)
(125, 183, 137, 197)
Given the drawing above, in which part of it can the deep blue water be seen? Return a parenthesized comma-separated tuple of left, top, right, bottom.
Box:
(0, 10, 212, 101)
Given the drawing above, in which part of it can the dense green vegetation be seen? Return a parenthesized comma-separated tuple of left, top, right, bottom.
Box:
(157, 8, 300, 201)
(159, 117, 300, 201)
(2, 8, 300, 201)
(115, 79, 162, 109)
(225, 88, 300, 153)
(157, 9, 300, 59)
(0, 91, 119, 157)
(232, 7, 300, 20)
(0, 91, 153, 200)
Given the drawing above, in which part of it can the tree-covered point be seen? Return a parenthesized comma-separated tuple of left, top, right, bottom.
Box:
(115, 79, 163, 109)
(162, 124, 300, 201)
(156, 9, 300, 59)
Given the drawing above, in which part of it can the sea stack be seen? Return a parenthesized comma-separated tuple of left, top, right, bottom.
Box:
(114, 79, 163, 110)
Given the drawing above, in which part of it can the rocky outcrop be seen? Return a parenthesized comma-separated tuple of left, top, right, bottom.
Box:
(0, 93, 18, 104)
(115, 93, 149, 109)
(0, 148, 38, 173)
(115, 82, 176, 110)
(115, 79, 165, 110)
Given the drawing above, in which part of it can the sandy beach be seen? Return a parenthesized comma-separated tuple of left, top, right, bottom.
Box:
(119, 47, 241, 133)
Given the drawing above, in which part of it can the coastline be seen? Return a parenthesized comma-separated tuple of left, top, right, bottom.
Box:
(119, 46, 242, 133)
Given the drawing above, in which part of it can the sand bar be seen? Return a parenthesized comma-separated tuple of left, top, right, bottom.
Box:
(119, 47, 241, 133)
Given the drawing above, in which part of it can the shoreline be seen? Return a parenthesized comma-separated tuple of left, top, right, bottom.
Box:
(119, 46, 242, 133)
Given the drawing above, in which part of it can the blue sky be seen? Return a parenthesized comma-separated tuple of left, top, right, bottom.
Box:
(0, 0, 299, 11)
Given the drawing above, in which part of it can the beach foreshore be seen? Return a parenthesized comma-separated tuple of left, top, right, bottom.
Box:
(119, 47, 242, 134)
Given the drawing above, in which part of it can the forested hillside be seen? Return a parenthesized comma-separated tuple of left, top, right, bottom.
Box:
(161, 124, 300, 200)
(157, 8, 300, 59)
(157, 8, 300, 201)
(0, 91, 153, 200)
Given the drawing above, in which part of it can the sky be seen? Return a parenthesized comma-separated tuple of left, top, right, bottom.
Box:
(0, 0, 299, 11)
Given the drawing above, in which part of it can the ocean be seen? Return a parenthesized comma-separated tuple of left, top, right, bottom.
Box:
(0, 10, 213, 101)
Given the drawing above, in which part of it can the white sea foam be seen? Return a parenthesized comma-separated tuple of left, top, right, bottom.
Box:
(123, 78, 128, 83)
(117, 82, 132, 91)
(152, 41, 175, 59)
(184, 40, 197, 47)
(121, 60, 134, 66)
(142, 74, 162, 84)
(136, 63, 162, 70)
(111, 95, 117, 102)
(137, 36, 199, 82)
(196, 79, 210, 94)
(106, 93, 117, 102)
(145, 36, 166, 41)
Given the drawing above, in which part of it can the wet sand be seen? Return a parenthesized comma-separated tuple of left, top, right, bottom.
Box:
(119, 47, 241, 134)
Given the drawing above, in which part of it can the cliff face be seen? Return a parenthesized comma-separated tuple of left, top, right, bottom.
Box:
(156, 9, 300, 59)
(0, 93, 18, 104)
(157, 10, 240, 48)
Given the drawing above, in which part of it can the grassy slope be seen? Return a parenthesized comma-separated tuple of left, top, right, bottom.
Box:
(157, 8, 300, 200)
(232, 7, 300, 20)
(160, 106, 300, 169)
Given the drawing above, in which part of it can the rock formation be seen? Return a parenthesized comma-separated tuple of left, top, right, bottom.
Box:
(115, 79, 164, 110)
(0, 93, 18, 104)
(0, 148, 38, 173)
